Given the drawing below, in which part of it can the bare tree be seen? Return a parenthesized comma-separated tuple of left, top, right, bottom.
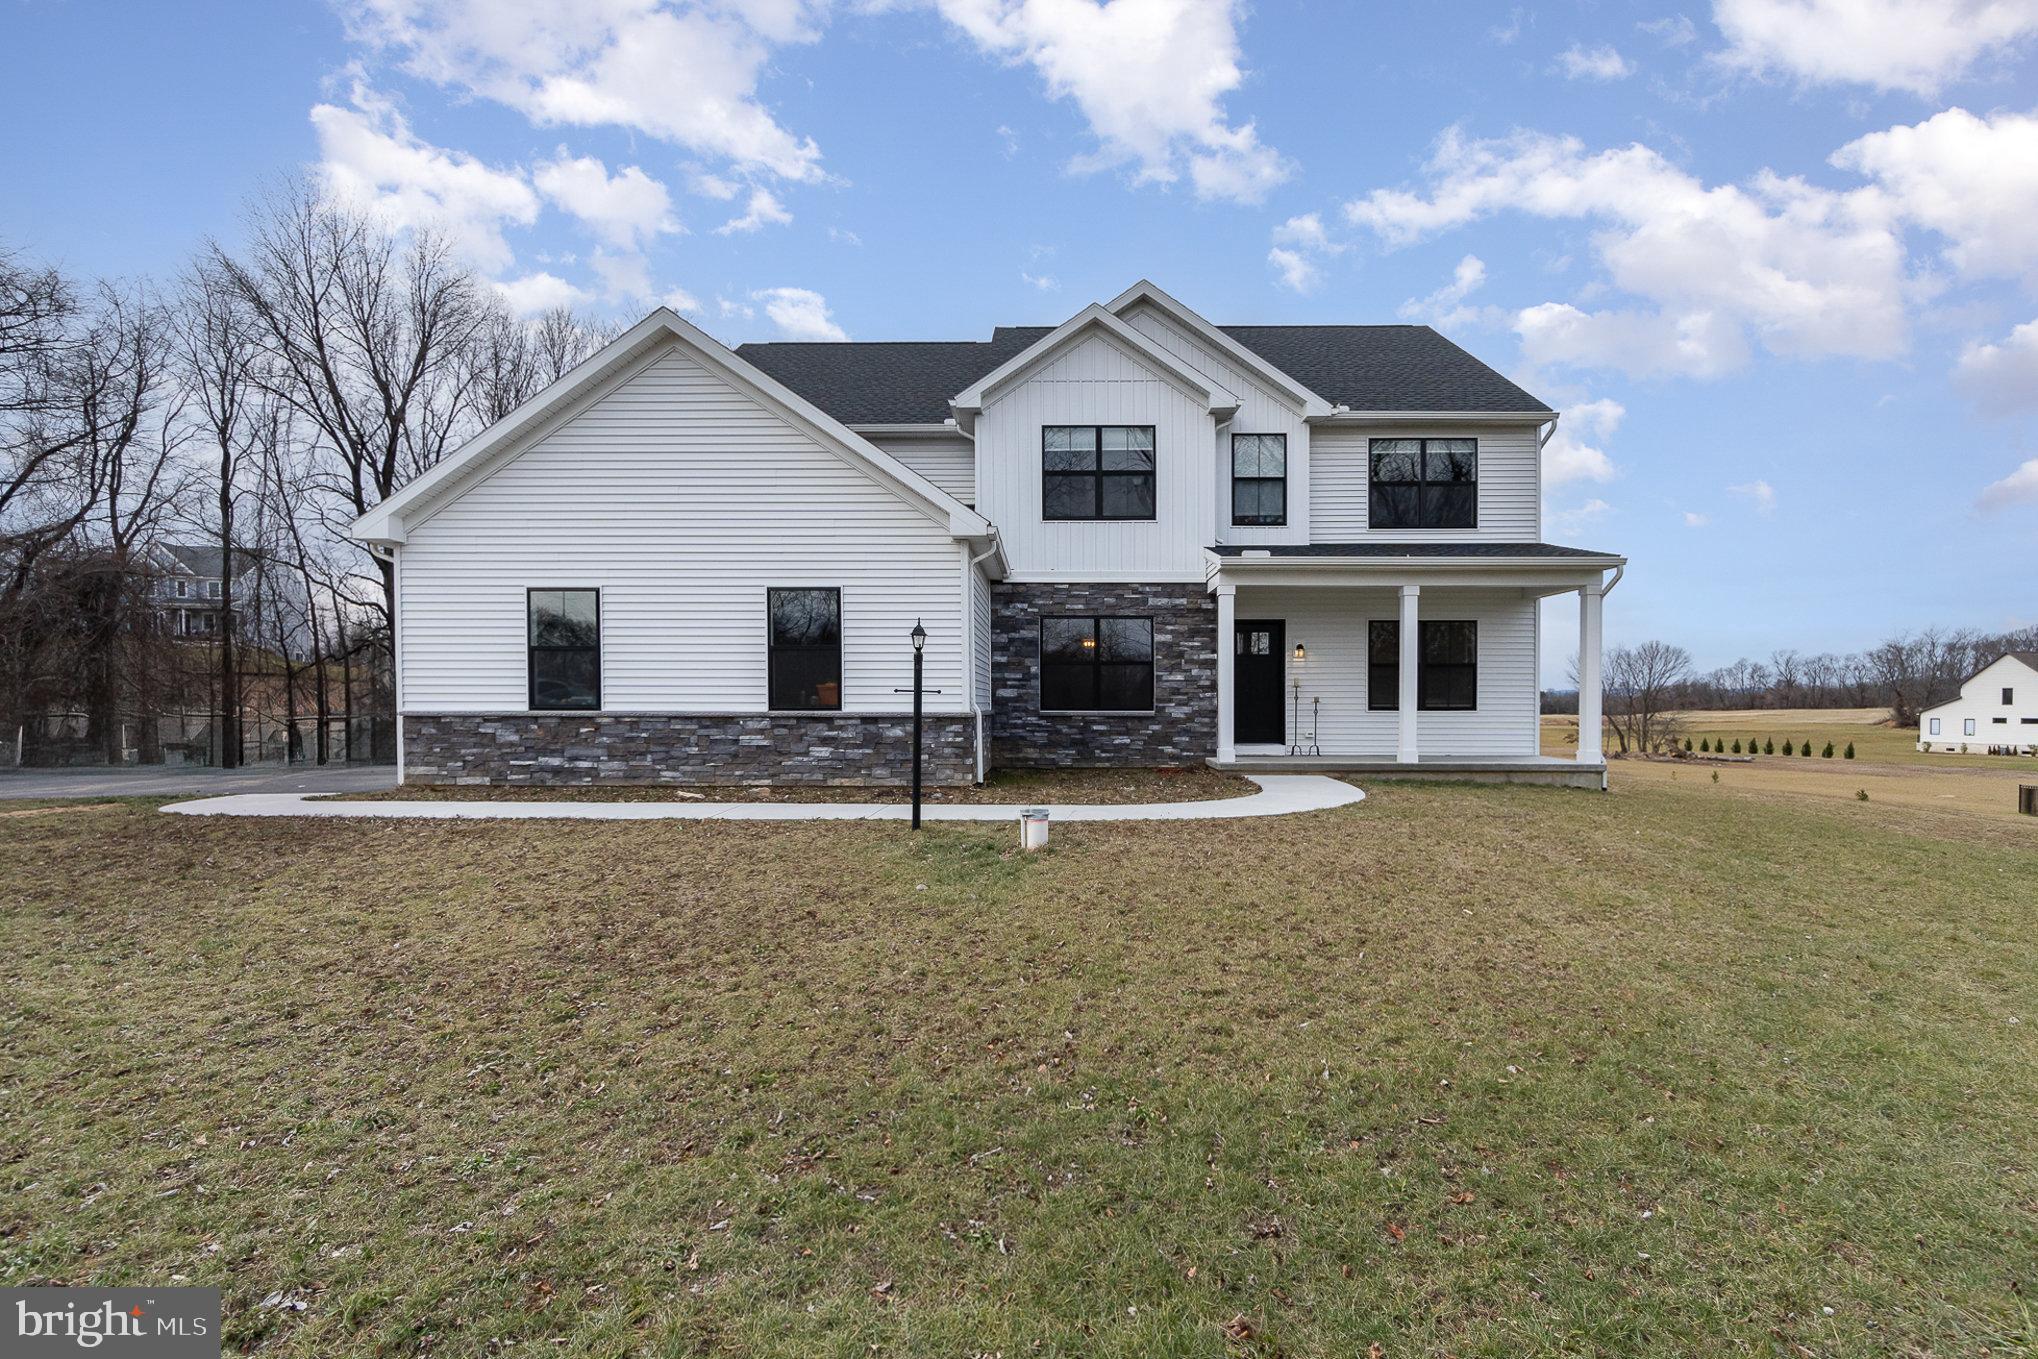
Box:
(1605, 640, 1692, 755)
(468, 302, 618, 425)
(208, 182, 490, 637)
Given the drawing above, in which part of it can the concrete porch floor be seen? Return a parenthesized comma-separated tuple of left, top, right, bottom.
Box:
(1209, 754, 1607, 790)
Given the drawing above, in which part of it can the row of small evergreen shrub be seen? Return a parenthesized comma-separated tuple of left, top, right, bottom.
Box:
(1686, 736, 1854, 758)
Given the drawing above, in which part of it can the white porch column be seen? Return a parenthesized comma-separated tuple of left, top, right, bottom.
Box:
(1577, 583, 1604, 764)
(1396, 584, 1419, 764)
(1214, 584, 1236, 764)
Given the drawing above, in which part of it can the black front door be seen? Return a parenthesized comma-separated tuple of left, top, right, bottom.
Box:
(1234, 619, 1285, 744)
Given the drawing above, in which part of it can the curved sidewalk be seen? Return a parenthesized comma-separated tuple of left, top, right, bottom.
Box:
(160, 774, 1363, 823)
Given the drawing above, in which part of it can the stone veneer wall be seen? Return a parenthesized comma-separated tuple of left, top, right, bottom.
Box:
(989, 582, 1217, 767)
(403, 713, 976, 786)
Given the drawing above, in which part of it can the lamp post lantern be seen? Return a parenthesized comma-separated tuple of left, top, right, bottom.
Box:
(909, 619, 927, 829)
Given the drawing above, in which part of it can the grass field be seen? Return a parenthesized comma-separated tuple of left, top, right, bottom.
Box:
(3, 777, 2035, 1356)
(1544, 706, 2033, 770)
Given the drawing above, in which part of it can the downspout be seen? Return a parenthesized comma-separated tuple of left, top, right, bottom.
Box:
(366, 542, 402, 783)
(964, 525, 1002, 784)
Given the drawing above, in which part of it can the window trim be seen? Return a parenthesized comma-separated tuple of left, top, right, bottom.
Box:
(526, 587, 602, 712)
(1368, 437, 1479, 530)
(1366, 619, 1479, 712)
(1929, 717, 1941, 735)
(1038, 615, 1156, 714)
(1964, 718, 1977, 736)
(766, 586, 844, 713)
(1040, 425, 1158, 522)
(1230, 432, 1288, 527)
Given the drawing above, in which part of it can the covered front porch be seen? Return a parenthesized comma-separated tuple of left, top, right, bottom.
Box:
(1202, 543, 1625, 789)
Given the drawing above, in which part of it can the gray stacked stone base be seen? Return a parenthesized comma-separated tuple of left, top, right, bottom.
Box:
(404, 713, 976, 787)
(989, 582, 1217, 767)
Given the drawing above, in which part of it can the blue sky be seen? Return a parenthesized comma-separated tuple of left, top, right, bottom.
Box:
(4, 0, 2035, 679)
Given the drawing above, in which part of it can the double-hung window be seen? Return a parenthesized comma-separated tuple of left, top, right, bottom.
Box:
(528, 589, 600, 710)
(1369, 438, 1478, 529)
(1231, 434, 1287, 526)
(2004, 687, 2016, 705)
(1367, 620, 1478, 711)
(1929, 717, 1941, 735)
(1040, 616, 1154, 712)
(1042, 426, 1156, 520)
(1964, 718, 1977, 736)
(768, 588, 842, 711)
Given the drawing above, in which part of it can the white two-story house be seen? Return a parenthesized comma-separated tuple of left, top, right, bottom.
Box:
(351, 281, 1625, 790)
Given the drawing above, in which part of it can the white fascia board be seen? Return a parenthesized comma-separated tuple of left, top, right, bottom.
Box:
(1311, 409, 1556, 426)
(1107, 278, 1334, 419)
(948, 303, 1239, 431)
(350, 307, 989, 546)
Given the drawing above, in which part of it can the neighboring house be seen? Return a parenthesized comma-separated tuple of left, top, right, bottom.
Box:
(149, 544, 313, 648)
(352, 281, 1625, 789)
(1918, 652, 2038, 754)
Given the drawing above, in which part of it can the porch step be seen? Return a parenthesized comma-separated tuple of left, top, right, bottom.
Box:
(1209, 755, 1607, 791)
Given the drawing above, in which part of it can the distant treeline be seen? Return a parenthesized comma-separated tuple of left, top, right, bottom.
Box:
(1544, 624, 2038, 726)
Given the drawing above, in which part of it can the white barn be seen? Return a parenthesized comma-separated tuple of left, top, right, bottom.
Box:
(1918, 652, 2038, 754)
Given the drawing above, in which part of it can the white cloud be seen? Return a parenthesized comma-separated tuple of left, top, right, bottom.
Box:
(1021, 270, 1059, 290)
(661, 285, 703, 314)
(715, 187, 793, 234)
(1728, 478, 1778, 512)
(1557, 43, 1635, 79)
(1711, 0, 2038, 95)
(1268, 212, 1347, 292)
(589, 247, 660, 304)
(752, 286, 847, 340)
(932, 0, 1290, 203)
(339, 0, 828, 181)
(1548, 497, 1615, 534)
(1683, 510, 1710, 527)
(1978, 458, 2038, 510)
(533, 151, 678, 249)
(1956, 317, 2038, 415)
(1268, 246, 1319, 293)
(495, 270, 590, 315)
(1543, 397, 1624, 485)
(1640, 15, 1699, 45)
(1398, 254, 1488, 327)
(1342, 108, 2038, 382)
(309, 80, 539, 274)
(690, 170, 741, 200)
(827, 226, 862, 246)
(1831, 107, 2038, 284)
(717, 295, 756, 320)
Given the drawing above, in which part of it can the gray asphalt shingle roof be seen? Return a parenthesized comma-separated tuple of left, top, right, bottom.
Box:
(735, 323, 1549, 426)
(1208, 542, 1620, 559)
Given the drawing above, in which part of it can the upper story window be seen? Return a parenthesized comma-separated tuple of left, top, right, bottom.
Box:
(2004, 687, 2015, 705)
(1370, 438, 1477, 529)
(1040, 616, 1154, 712)
(1043, 426, 1155, 521)
(768, 587, 842, 711)
(1231, 434, 1287, 526)
(528, 588, 600, 711)
(1367, 620, 1478, 711)
(175, 579, 189, 599)
(206, 580, 222, 599)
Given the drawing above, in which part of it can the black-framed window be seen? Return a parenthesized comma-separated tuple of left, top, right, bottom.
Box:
(528, 588, 600, 711)
(1370, 438, 1477, 529)
(767, 588, 842, 711)
(2004, 687, 2015, 705)
(1367, 620, 1478, 711)
(1043, 425, 1156, 520)
(1231, 433, 1287, 526)
(1040, 616, 1154, 712)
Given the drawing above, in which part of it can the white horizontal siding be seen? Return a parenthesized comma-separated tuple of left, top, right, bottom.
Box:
(866, 433, 975, 505)
(1119, 302, 1310, 548)
(975, 331, 1218, 581)
(398, 342, 967, 713)
(1231, 587, 1540, 757)
(1310, 424, 1541, 541)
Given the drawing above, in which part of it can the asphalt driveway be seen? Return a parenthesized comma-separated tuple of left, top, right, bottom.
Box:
(0, 763, 398, 800)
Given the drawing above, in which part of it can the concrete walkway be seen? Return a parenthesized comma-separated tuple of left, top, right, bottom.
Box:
(161, 774, 1363, 823)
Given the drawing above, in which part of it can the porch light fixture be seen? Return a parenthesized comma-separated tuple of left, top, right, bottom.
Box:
(1292, 641, 1306, 662)
(911, 619, 927, 653)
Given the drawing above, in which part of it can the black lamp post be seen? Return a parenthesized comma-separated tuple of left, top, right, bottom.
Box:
(909, 619, 927, 829)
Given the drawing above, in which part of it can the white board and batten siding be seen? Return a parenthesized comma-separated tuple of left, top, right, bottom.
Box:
(865, 433, 976, 505)
(1232, 587, 1542, 757)
(1310, 424, 1540, 541)
(1117, 302, 1310, 549)
(975, 331, 1219, 581)
(397, 342, 970, 715)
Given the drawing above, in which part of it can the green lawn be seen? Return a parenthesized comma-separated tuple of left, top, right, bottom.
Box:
(2, 783, 2034, 1356)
